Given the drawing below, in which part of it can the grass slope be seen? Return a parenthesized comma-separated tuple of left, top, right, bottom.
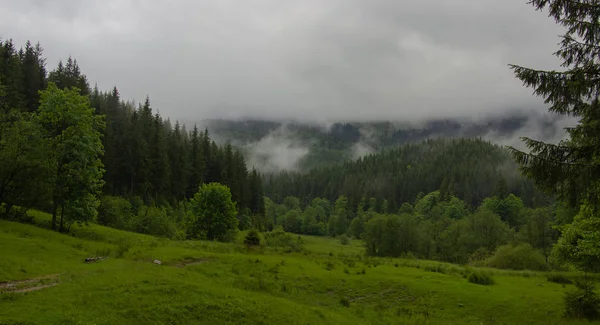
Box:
(0, 212, 591, 325)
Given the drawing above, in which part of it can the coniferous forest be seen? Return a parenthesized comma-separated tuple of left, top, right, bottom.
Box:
(0, 39, 265, 237)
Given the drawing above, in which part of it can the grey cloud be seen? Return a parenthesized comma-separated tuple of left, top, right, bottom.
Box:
(0, 0, 565, 122)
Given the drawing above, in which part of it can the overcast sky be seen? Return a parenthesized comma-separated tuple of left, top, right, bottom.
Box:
(0, 0, 564, 122)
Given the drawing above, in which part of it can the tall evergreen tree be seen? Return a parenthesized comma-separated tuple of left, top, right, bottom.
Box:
(508, 0, 600, 272)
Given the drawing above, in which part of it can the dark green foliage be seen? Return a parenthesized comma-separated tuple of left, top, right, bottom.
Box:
(508, 0, 600, 278)
(439, 209, 512, 264)
(97, 196, 133, 229)
(563, 279, 600, 320)
(48, 57, 89, 95)
(244, 229, 262, 247)
(363, 214, 419, 257)
(37, 83, 105, 232)
(547, 273, 573, 285)
(134, 206, 178, 239)
(466, 270, 494, 285)
(265, 138, 548, 210)
(480, 194, 526, 228)
(553, 205, 600, 273)
(339, 234, 350, 245)
(0, 110, 49, 217)
(520, 207, 558, 262)
(485, 244, 549, 271)
(187, 183, 238, 242)
(263, 226, 303, 252)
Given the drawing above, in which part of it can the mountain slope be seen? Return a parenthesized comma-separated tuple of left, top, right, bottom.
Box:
(263, 138, 548, 210)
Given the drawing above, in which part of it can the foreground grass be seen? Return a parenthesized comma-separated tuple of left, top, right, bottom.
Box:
(0, 213, 593, 324)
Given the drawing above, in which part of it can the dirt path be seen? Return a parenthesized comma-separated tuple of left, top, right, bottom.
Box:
(0, 273, 60, 293)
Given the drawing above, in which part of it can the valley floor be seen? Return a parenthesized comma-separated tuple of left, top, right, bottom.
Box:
(0, 213, 593, 325)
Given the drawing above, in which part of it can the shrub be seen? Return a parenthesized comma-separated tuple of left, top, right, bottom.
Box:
(339, 234, 350, 245)
(548, 273, 573, 285)
(264, 226, 303, 252)
(97, 196, 133, 229)
(134, 206, 178, 239)
(244, 229, 262, 247)
(424, 263, 447, 274)
(468, 247, 493, 266)
(467, 270, 494, 285)
(485, 243, 549, 271)
(563, 279, 600, 320)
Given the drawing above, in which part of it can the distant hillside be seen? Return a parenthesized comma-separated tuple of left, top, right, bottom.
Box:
(263, 138, 549, 210)
(199, 110, 570, 172)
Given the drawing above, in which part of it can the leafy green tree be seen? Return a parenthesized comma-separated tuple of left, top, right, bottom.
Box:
(329, 196, 350, 236)
(97, 196, 133, 229)
(443, 197, 471, 220)
(0, 109, 49, 218)
(363, 214, 419, 257)
(187, 183, 238, 242)
(521, 207, 557, 262)
(554, 204, 600, 273)
(398, 202, 414, 215)
(480, 194, 526, 228)
(440, 209, 513, 264)
(283, 209, 302, 233)
(37, 83, 105, 231)
(348, 215, 365, 239)
(311, 197, 331, 222)
(283, 196, 301, 210)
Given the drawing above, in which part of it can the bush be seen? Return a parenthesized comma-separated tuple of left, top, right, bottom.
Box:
(468, 247, 493, 266)
(485, 243, 549, 271)
(548, 273, 573, 285)
(264, 226, 303, 252)
(467, 270, 494, 285)
(339, 234, 350, 245)
(97, 196, 133, 229)
(134, 206, 178, 239)
(564, 279, 600, 320)
(244, 229, 262, 247)
(424, 263, 447, 274)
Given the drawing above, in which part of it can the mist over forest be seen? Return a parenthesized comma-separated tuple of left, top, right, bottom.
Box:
(195, 109, 573, 173)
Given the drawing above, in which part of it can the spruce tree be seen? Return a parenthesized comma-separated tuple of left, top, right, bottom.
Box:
(508, 0, 600, 273)
(508, 0, 600, 208)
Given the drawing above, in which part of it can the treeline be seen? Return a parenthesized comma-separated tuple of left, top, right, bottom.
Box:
(264, 138, 549, 211)
(0, 38, 265, 235)
(265, 190, 574, 269)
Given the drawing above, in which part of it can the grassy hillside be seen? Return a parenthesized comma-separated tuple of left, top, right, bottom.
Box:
(0, 212, 590, 325)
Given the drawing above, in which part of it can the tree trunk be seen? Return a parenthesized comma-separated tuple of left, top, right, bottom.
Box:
(51, 196, 58, 230)
(59, 203, 65, 232)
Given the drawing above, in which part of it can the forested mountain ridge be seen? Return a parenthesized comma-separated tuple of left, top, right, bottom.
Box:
(0, 38, 265, 234)
(264, 138, 549, 212)
(200, 112, 568, 172)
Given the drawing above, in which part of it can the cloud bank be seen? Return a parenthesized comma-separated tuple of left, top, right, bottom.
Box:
(1, 0, 564, 122)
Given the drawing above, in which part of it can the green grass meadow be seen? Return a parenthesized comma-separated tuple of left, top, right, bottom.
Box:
(0, 211, 593, 324)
